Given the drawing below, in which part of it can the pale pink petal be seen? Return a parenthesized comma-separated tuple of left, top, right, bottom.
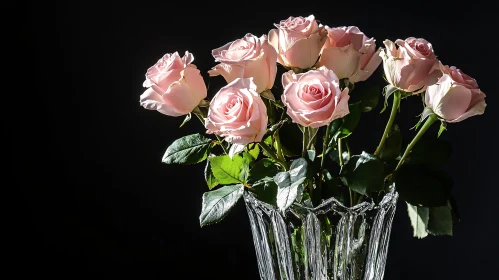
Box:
(283, 30, 326, 69)
(331, 88, 350, 120)
(448, 97, 486, 123)
(436, 85, 472, 121)
(282, 70, 300, 89)
(182, 51, 194, 65)
(242, 53, 271, 93)
(261, 36, 278, 90)
(349, 47, 382, 83)
(140, 88, 184, 117)
(317, 45, 361, 79)
(208, 64, 245, 85)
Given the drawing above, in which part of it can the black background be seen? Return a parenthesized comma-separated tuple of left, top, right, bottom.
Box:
(22, 1, 498, 278)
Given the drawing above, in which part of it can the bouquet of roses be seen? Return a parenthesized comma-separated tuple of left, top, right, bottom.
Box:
(138, 14, 486, 239)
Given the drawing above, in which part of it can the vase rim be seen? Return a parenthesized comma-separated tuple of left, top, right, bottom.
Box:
(244, 184, 398, 215)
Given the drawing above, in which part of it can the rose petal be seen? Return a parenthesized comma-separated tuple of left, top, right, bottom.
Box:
(140, 88, 184, 117)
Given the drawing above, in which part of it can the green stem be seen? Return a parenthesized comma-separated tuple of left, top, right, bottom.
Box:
(259, 142, 288, 170)
(274, 130, 286, 164)
(193, 109, 228, 155)
(374, 91, 401, 156)
(395, 113, 438, 171)
(345, 140, 351, 160)
(349, 189, 354, 207)
(320, 123, 332, 170)
(344, 139, 357, 206)
(302, 126, 309, 157)
(317, 123, 332, 193)
(356, 194, 364, 205)
(338, 138, 344, 166)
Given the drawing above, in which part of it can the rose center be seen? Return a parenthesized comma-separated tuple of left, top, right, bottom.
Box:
(413, 42, 431, 56)
(230, 39, 250, 51)
(225, 97, 242, 116)
(284, 17, 307, 30)
(303, 84, 324, 101)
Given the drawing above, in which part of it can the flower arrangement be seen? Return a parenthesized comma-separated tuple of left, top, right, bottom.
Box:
(139, 14, 486, 240)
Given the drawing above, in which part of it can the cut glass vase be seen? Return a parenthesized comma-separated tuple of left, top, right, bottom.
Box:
(244, 186, 398, 280)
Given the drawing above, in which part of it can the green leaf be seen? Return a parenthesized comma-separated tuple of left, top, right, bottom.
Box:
(395, 165, 452, 207)
(407, 203, 429, 239)
(351, 84, 381, 112)
(228, 143, 245, 159)
(438, 121, 447, 137)
(406, 202, 453, 238)
(197, 99, 210, 107)
(336, 102, 362, 139)
(275, 158, 308, 211)
(179, 113, 191, 128)
(404, 133, 452, 170)
(275, 172, 306, 211)
(247, 143, 260, 160)
(209, 154, 251, 185)
(162, 134, 213, 164)
(247, 158, 280, 184)
(306, 150, 316, 162)
(199, 184, 244, 227)
(427, 205, 453, 236)
(261, 89, 276, 101)
(340, 152, 385, 195)
(249, 179, 278, 206)
(328, 147, 349, 165)
(204, 157, 219, 190)
(289, 158, 308, 181)
(262, 98, 277, 124)
(275, 172, 295, 210)
(324, 118, 343, 154)
(378, 124, 402, 160)
(380, 85, 398, 114)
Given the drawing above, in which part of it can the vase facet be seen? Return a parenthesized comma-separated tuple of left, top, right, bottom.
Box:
(244, 187, 398, 280)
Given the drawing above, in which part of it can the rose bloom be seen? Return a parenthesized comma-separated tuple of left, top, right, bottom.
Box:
(281, 66, 350, 128)
(425, 64, 486, 123)
(268, 15, 327, 70)
(380, 37, 441, 93)
(140, 51, 207, 116)
(317, 26, 382, 82)
(205, 78, 268, 145)
(208, 33, 277, 93)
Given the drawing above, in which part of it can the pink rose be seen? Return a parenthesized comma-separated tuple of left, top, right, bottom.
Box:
(281, 66, 350, 128)
(140, 51, 207, 116)
(268, 15, 327, 70)
(208, 33, 277, 93)
(380, 38, 441, 93)
(425, 64, 486, 123)
(205, 78, 268, 145)
(317, 26, 382, 82)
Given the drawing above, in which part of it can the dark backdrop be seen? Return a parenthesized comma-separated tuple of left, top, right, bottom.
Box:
(22, 1, 498, 278)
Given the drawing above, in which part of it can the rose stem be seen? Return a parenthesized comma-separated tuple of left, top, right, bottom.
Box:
(374, 91, 402, 156)
(258, 142, 288, 170)
(395, 113, 438, 171)
(316, 122, 333, 195)
(344, 139, 358, 205)
(274, 130, 286, 164)
(338, 138, 344, 166)
(193, 109, 229, 154)
(302, 126, 309, 157)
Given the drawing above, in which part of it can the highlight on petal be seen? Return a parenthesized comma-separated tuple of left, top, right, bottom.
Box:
(204, 77, 267, 145)
(140, 88, 184, 117)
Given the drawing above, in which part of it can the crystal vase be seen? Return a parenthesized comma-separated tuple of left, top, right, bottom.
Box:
(243, 186, 399, 280)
